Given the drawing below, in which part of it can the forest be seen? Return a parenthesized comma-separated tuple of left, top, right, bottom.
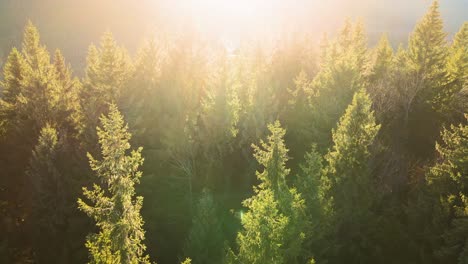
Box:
(0, 0, 467, 263)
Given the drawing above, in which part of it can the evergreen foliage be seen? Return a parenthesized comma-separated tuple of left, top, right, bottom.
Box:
(0, 1, 466, 263)
(427, 115, 468, 263)
(318, 89, 381, 263)
(229, 121, 307, 264)
(78, 104, 149, 264)
(182, 189, 224, 264)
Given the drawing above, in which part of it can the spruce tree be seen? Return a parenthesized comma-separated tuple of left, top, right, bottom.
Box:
(0, 21, 82, 139)
(403, 0, 451, 157)
(27, 124, 68, 263)
(1, 21, 58, 136)
(78, 104, 149, 264)
(284, 71, 317, 168)
(309, 20, 368, 148)
(446, 22, 468, 115)
(0, 48, 26, 135)
(319, 89, 381, 263)
(294, 144, 323, 261)
(229, 121, 306, 264)
(182, 189, 224, 264)
(448, 22, 468, 90)
(368, 34, 393, 84)
(0, 23, 84, 263)
(295, 144, 323, 226)
(408, 0, 449, 109)
(367, 34, 396, 125)
(81, 32, 133, 144)
(427, 115, 468, 263)
(53, 49, 83, 137)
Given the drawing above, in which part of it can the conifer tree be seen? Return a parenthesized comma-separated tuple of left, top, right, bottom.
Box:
(81, 32, 133, 144)
(368, 34, 393, 85)
(125, 37, 164, 137)
(408, 0, 449, 110)
(78, 104, 149, 264)
(295, 144, 323, 225)
(448, 22, 468, 89)
(401, 0, 452, 157)
(284, 71, 317, 167)
(0, 24, 84, 263)
(0, 22, 82, 139)
(196, 49, 241, 188)
(1, 21, 58, 136)
(319, 89, 381, 263)
(229, 121, 306, 264)
(446, 22, 468, 115)
(182, 189, 224, 264)
(309, 20, 368, 148)
(27, 124, 68, 263)
(427, 115, 468, 263)
(0, 48, 26, 135)
(53, 49, 84, 137)
(294, 144, 323, 261)
(366, 34, 397, 136)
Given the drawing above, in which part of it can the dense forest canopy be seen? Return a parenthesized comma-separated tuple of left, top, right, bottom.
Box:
(0, 0, 467, 264)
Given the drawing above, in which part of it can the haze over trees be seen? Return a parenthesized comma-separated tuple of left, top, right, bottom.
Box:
(0, 1, 467, 264)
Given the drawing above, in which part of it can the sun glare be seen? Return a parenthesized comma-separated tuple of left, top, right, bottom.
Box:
(178, 0, 282, 39)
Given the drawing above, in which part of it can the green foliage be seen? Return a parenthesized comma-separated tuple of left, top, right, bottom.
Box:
(408, 0, 449, 110)
(182, 189, 224, 264)
(368, 34, 393, 84)
(78, 104, 149, 264)
(318, 89, 381, 263)
(0, 22, 81, 137)
(308, 19, 369, 149)
(27, 124, 63, 262)
(0, 47, 26, 135)
(295, 144, 323, 227)
(230, 121, 307, 264)
(82, 32, 133, 144)
(0, 3, 467, 263)
(236, 189, 289, 264)
(427, 115, 468, 263)
(446, 22, 468, 116)
(180, 258, 192, 264)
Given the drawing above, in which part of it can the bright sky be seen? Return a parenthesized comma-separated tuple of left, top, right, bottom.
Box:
(0, 0, 466, 66)
(153, 0, 467, 43)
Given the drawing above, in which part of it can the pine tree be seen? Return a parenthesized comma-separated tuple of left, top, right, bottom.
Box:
(26, 124, 68, 263)
(229, 121, 307, 264)
(53, 49, 83, 137)
(81, 32, 133, 144)
(408, 0, 449, 110)
(402, 0, 452, 158)
(446, 22, 468, 116)
(235, 189, 289, 264)
(294, 144, 323, 261)
(367, 34, 396, 125)
(0, 23, 84, 262)
(0, 48, 26, 136)
(284, 70, 318, 168)
(125, 37, 164, 137)
(295, 144, 323, 225)
(78, 104, 149, 264)
(318, 89, 381, 263)
(427, 115, 468, 263)
(368, 34, 393, 84)
(448, 22, 468, 90)
(0, 22, 82, 139)
(309, 20, 368, 148)
(0, 21, 59, 136)
(182, 189, 224, 264)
